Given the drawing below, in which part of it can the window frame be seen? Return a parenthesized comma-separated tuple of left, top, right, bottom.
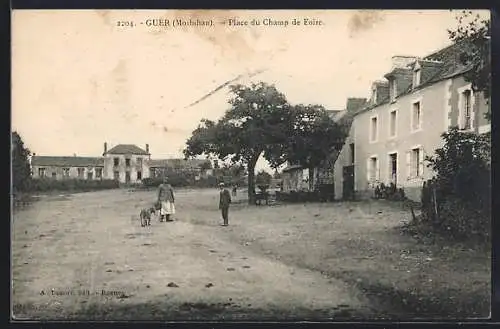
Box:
(409, 145, 424, 179)
(390, 79, 397, 103)
(457, 84, 475, 132)
(369, 114, 379, 143)
(367, 155, 379, 182)
(388, 108, 398, 139)
(413, 61, 422, 88)
(410, 98, 423, 133)
(387, 151, 398, 185)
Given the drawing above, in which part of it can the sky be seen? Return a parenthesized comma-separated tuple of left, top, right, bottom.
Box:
(11, 9, 489, 171)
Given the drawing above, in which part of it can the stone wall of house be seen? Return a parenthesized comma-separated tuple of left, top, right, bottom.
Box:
(103, 154, 149, 183)
(31, 165, 104, 180)
(353, 76, 490, 202)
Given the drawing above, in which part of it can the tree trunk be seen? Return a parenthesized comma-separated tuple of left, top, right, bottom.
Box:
(246, 154, 260, 205)
(309, 167, 315, 191)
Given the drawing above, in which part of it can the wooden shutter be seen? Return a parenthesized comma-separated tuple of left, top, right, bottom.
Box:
(366, 158, 371, 183)
(418, 148, 425, 178)
(375, 157, 380, 181)
(470, 91, 475, 130)
(406, 151, 411, 179)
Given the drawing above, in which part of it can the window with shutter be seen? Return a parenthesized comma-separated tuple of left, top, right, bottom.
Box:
(458, 86, 474, 131)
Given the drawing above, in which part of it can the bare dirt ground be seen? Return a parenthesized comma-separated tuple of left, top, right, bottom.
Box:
(12, 188, 490, 321)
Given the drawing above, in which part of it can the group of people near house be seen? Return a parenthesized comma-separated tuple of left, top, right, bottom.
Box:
(155, 177, 232, 226)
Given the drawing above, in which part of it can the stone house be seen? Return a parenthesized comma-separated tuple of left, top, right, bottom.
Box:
(103, 143, 151, 183)
(30, 142, 211, 184)
(31, 156, 104, 180)
(334, 42, 490, 201)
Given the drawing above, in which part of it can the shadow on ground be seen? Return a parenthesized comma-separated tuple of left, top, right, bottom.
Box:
(13, 300, 370, 321)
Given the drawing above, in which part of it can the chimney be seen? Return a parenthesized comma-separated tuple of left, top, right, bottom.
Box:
(104, 142, 107, 154)
(146, 144, 149, 154)
(391, 56, 418, 70)
(346, 98, 367, 112)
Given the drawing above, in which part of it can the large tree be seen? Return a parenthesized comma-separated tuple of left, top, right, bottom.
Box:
(282, 104, 347, 186)
(12, 131, 32, 192)
(184, 82, 347, 203)
(184, 82, 291, 204)
(448, 10, 491, 120)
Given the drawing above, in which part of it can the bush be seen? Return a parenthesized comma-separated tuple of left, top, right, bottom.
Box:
(438, 196, 491, 239)
(421, 128, 491, 240)
(373, 183, 406, 201)
(276, 191, 320, 203)
(29, 178, 119, 193)
(142, 174, 220, 188)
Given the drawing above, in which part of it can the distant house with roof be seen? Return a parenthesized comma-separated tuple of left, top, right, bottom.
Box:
(103, 143, 151, 183)
(31, 156, 105, 181)
(280, 101, 365, 194)
(148, 158, 212, 179)
(30, 142, 211, 184)
(334, 41, 490, 201)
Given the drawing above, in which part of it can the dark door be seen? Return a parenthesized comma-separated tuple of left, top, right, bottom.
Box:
(342, 165, 355, 200)
(125, 171, 131, 183)
(389, 153, 397, 185)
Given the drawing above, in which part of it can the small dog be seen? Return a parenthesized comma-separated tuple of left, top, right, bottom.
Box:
(139, 207, 156, 227)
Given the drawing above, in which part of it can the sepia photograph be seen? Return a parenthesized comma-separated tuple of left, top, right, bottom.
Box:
(11, 9, 491, 321)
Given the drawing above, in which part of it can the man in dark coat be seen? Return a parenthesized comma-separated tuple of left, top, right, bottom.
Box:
(219, 183, 231, 226)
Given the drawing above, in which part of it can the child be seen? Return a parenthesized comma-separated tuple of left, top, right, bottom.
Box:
(219, 183, 232, 226)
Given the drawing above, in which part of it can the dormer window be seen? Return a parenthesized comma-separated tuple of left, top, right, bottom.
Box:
(413, 61, 422, 89)
(390, 80, 397, 102)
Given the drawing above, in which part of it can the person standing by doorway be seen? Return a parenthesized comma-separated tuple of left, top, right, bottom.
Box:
(219, 183, 231, 226)
(157, 177, 175, 222)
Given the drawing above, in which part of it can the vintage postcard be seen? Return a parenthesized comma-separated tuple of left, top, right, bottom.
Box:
(11, 9, 491, 321)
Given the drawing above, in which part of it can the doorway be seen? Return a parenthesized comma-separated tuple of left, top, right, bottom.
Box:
(342, 165, 355, 200)
(389, 153, 397, 185)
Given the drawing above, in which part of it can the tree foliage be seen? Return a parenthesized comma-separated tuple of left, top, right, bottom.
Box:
(448, 10, 491, 119)
(422, 127, 490, 239)
(11, 131, 32, 192)
(425, 127, 490, 205)
(184, 82, 346, 204)
(284, 104, 347, 170)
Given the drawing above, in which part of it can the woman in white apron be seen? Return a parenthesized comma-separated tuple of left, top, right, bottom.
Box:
(157, 177, 175, 222)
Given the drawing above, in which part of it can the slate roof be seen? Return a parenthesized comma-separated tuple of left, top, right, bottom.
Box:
(105, 144, 149, 155)
(355, 40, 475, 116)
(149, 158, 211, 169)
(31, 156, 104, 167)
